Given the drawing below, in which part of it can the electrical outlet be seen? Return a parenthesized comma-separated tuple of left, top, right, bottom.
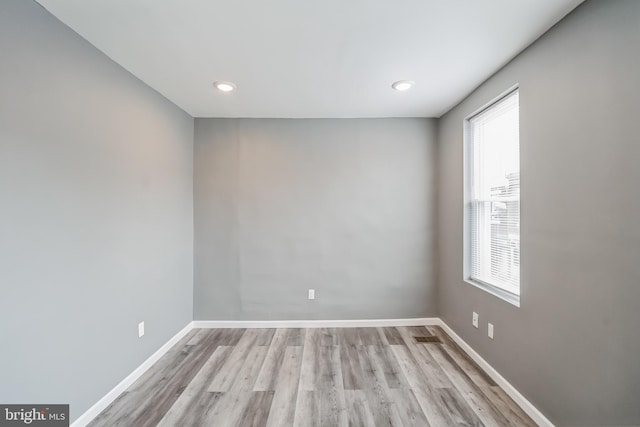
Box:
(472, 312, 479, 328)
(308, 289, 315, 300)
(488, 323, 494, 339)
(138, 321, 145, 338)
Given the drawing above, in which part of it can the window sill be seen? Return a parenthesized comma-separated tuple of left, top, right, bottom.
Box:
(464, 278, 520, 307)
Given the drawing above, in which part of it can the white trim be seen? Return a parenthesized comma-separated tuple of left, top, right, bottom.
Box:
(464, 278, 521, 307)
(72, 317, 553, 427)
(437, 319, 554, 427)
(192, 317, 439, 329)
(71, 322, 194, 427)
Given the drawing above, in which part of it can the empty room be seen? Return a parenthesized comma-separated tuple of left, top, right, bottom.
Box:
(1, 0, 639, 426)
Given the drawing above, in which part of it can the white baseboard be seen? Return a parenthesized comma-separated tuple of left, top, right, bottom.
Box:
(72, 317, 552, 427)
(71, 322, 194, 427)
(437, 319, 554, 427)
(192, 317, 439, 329)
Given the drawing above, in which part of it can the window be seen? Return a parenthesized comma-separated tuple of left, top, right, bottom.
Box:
(464, 88, 520, 305)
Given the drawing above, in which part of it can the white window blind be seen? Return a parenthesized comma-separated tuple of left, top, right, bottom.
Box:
(467, 89, 520, 297)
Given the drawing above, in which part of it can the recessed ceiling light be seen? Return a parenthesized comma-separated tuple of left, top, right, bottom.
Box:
(392, 80, 415, 91)
(213, 81, 236, 92)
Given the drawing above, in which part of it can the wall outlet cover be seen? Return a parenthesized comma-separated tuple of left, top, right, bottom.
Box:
(138, 321, 145, 338)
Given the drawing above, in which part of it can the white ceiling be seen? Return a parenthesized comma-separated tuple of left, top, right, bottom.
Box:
(36, 0, 584, 118)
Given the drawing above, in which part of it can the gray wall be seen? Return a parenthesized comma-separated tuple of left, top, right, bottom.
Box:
(437, 0, 640, 425)
(194, 118, 437, 320)
(0, 1, 194, 422)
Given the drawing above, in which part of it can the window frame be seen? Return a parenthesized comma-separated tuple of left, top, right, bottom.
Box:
(463, 85, 521, 307)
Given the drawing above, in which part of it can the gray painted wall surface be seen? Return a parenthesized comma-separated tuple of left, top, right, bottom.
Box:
(437, 1, 640, 425)
(0, 1, 194, 422)
(194, 118, 437, 320)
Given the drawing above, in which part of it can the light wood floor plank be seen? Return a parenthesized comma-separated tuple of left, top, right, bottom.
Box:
(487, 386, 538, 427)
(89, 326, 537, 427)
(156, 346, 233, 427)
(160, 392, 223, 427)
(390, 344, 457, 426)
(381, 327, 406, 345)
(437, 387, 485, 427)
(367, 344, 409, 389)
(292, 390, 320, 427)
(214, 328, 247, 346)
(338, 328, 363, 346)
(208, 329, 258, 392)
(427, 326, 497, 387)
(317, 346, 348, 426)
(186, 328, 209, 346)
(389, 388, 431, 427)
(202, 390, 252, 427)
(236, 391, 274, 427)
(357, 345, 401, 427)
(345, 390, 377, 427)
(299, 328, 321, 391)
(358, 327, 386, 345)
(427, 326, 535, 426)
(254, 328, 289, 391)
(255, 329, 276, 346)
(266, 346, 303, 427)
(229, 345, 268, 392)
(287, 328, 305, 346)
(90, 329, 222, 427)
(396, 326, 454, 388)
(425, 343, 510, 427)
(339, 342, 365, 391)
(319, 328, 340, 346)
